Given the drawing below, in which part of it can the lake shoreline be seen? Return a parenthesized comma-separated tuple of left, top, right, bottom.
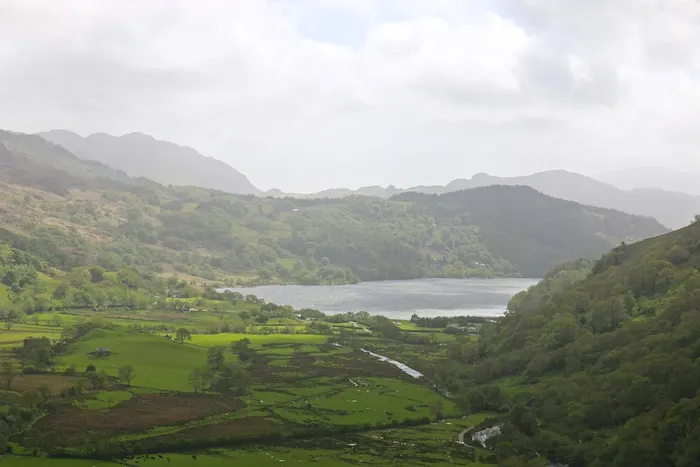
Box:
(218, 277, 540, 320)
(222, 274, 534, 289)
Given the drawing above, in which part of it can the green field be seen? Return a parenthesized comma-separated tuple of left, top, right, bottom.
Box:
(3, 302, 481, 466)
(59, 329, 208, 391)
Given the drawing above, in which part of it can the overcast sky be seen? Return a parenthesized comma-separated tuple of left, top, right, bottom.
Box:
(2, 0, 700, 192)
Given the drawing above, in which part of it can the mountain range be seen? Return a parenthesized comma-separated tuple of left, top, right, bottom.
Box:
(38, 130, 261, 195)
(0, 129, 668, 282)
(598, 166, 700, 196)
(272, 171, 700, 229)
(37, 129, 699, 229)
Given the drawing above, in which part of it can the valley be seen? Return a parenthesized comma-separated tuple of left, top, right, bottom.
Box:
(0, 129, 697, 466)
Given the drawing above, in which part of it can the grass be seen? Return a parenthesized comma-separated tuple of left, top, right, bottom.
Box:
(15, 306, 481, 466)
(59, 329, 208, 391)
(294, 377, 456, 425)
(0, 329, 60, 344)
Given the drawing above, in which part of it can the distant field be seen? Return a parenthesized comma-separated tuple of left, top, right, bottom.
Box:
(59, 329, 207, 391)
(125, 418, 493, 466)
(8, 302, 478, 465)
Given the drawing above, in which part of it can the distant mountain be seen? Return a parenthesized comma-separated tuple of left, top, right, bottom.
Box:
(394, 187, 667, 277)
(38, 130, 261, 195)
(272, 170, 700, 229)
(445, 171, 700, 229)
(0, 129, 140, 195)
(597, 167, 700, 196)
(0, 129, 668, 281)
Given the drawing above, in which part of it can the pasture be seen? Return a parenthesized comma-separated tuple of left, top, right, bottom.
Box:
(58, 329, 207, 391)
(2, 302, 479, 466)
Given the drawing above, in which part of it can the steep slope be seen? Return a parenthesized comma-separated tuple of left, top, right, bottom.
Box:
(38, 130, 261, 195)
(442, 222, 700, 466)
(0, 129, 139, 194)
(395, 187, 667, 277)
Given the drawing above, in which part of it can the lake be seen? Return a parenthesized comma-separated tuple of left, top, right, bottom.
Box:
(221, 277, 539, 320)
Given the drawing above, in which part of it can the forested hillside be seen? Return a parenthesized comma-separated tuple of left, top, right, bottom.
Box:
(441, 221, 700, 466)
(0, 130, 667, 285)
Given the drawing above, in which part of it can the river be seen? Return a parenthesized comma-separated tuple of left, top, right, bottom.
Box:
(221, 277, 539, 320)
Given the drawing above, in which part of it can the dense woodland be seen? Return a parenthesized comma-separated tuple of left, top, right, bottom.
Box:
(438, 222, 700, 466)
(0, 130, 666, 289)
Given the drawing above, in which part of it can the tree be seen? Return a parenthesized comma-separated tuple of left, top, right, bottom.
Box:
(189, 367, 212, 393)
(2, 362, 15, 390)
(211, 365, 252, 395)
(118, 365, 135, 387)
(50, 315, 63, 328)
(86, 370, 107, 389)
(175, 327, 191, 343)
(231, 338, 254, 362)
(430, 400, 445, 421)
(89, 266, 106, 283)
(207, 346, 225, 370)
(4, 310, 21, 331)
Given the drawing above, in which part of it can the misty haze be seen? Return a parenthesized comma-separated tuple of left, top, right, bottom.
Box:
(0, 1, 699, 466)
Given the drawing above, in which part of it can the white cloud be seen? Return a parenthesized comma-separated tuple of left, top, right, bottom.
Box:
(1, 0, 700, 191)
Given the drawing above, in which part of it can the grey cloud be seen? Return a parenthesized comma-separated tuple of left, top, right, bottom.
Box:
(1, 0, 700, 192)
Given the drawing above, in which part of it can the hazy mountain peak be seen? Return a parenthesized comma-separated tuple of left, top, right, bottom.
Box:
(38, 130, 261, 195)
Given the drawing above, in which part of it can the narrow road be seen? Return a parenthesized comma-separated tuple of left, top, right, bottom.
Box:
(458, 428, 469, 444)
(457, 428, 476, 448)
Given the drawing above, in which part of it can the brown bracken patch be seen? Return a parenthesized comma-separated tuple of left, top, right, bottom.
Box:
(249, 350, 405, 383)
(10, 374, 82, 392)
(29, 393, 245, 446)
(158, 416, 277, 441)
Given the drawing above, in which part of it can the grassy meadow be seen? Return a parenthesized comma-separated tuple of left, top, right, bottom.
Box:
(0, 300, 489, 467)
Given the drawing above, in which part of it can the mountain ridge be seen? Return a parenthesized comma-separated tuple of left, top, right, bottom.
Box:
(0, 129, 669, 282)
(273, 170, 699, 229)
(36, 129, 699, 228)
(38, 129, 261, 196)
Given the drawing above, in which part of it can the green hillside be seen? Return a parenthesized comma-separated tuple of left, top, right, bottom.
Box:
(0, 130, 668, 283)
(440, 221, 700, 466)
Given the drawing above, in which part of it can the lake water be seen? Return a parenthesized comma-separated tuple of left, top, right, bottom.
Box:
(222, 277, 539, 320)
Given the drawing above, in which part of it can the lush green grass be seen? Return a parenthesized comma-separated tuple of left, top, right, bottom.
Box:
(32, 312, 82, 327)
(294, 377, 456, 425)
(59, 329, 208, 391)
(0, 329, 60, 344)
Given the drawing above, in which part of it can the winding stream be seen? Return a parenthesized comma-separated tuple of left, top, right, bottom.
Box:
(360, 348, 424, 379)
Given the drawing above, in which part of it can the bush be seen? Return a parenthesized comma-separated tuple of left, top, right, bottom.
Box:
(22, 365, 39, 374)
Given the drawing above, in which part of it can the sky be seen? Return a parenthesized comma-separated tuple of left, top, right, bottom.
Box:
(1, 0, 700, 192)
